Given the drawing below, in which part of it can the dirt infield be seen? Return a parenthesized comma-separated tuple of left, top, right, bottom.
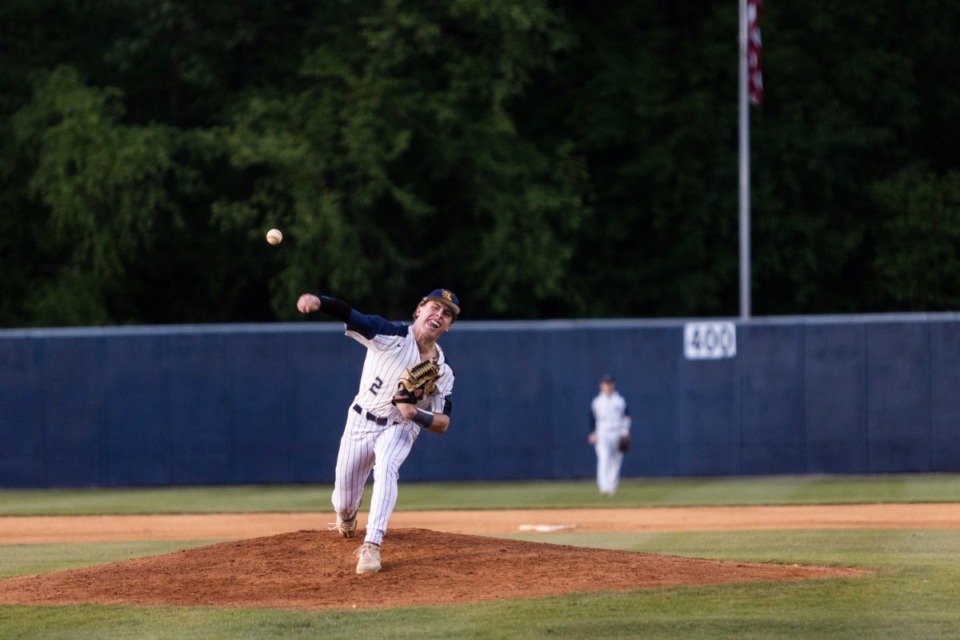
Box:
(3, 504, 957, 610)
(3, 503, 960, 543)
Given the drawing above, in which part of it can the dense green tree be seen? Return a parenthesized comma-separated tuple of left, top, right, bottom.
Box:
(5, 67, 262, 324)
(871, 169, 960, 310)
(549, 1, 743, 317)
(1, 0, 958, 326)
(749, 1, 917, 314)
(214, 0, 587, 320)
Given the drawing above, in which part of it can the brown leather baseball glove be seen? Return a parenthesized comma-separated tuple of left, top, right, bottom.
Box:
(391, 358, 440, 405)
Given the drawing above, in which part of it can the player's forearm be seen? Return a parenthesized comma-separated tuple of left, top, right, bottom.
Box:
(396, 404, 446, 432)
(318, 295, 352, 322)
(425, 412, 449, 434)
(298, 294, 383, 336)
(396, 404, 449, 433)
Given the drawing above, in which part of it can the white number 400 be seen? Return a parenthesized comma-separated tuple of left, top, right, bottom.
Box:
(683, 322, 737, 360)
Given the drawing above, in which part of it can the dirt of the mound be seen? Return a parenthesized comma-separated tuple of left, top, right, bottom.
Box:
(0, 527, 867, 610)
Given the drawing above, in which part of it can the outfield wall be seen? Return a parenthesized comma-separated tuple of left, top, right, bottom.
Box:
(2, 314, 959, 487)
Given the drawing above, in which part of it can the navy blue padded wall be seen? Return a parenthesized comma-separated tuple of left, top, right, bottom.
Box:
(487, 329, 557, 479)
(554, 325, 668, 479)
(3, 314, 960, 488)
(541, 326, 598, 480)
(423, 324, 682, 481)
(802, 323, 868, 473)
(103, 334, 169, 485)
(739, 324, 805, 474)
(624, 327, 679, 478)
(39, 335, 107, 486)
(162, 325, 357, 485)
(675, 353, 740, 476)
(165, 332, 233, 484)
(411, 328, 489, 481)
(228, 331, 298, 483)
(865, 322, 931, 472)
(440, 327, 555, 480)
(0, 338, 43, 486)
(930, 322, 960, 470)
(539, 325, 649, 481)
(410, 323, 683, 482)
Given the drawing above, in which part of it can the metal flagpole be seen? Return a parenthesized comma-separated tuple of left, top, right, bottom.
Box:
(738, 0, 751, 320)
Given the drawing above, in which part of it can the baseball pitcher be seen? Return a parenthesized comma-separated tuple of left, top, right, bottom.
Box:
(297, 288, 459, 574)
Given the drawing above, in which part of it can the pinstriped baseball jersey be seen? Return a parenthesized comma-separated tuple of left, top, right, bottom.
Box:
(344, 311, 455, 422)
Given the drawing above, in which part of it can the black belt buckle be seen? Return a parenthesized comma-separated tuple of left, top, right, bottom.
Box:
(353, 404, 389, 426)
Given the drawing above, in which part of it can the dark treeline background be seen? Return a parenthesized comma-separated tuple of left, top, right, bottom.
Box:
(1, 0, 958, 326)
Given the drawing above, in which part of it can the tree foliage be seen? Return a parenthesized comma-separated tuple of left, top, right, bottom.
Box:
(1, 0, 958, 326)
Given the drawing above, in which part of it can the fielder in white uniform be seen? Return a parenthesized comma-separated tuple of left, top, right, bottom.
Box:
(588, 374, 631, 496)
(296, 288, 459, 574)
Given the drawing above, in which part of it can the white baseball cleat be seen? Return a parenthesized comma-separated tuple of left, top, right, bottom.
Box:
(328, 514, 357, 538)
(355, 543, 382, 574)
(335, 515, 357, 538)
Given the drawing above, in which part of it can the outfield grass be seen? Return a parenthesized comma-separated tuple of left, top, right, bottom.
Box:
(2, 473, 960, 515)
(1, 475, 959, 639)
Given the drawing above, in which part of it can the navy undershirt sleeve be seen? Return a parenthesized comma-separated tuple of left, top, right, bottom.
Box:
(318, 296, 351, 322)
(344, 311, 409, 340)
(319, 296, 407, 340)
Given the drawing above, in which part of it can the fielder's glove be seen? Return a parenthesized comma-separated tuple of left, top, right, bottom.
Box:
(392, 358, 440, 405)
(617, 434, 631, 453)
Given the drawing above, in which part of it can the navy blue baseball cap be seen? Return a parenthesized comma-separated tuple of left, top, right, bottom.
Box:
(422, 288, 460, 317)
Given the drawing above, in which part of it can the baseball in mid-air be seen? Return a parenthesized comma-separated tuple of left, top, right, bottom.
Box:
(266, 228, 283, 245)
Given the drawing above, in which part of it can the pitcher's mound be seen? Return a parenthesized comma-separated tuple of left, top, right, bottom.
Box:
(0, 528, 866, 610)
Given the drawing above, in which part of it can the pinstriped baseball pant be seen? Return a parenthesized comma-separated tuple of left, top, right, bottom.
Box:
(331, 409, 419, 546)
(594, 431, 624, 494)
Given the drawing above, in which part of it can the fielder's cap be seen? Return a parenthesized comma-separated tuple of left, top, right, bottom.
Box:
(600, 374, 615, 384)
(423, 288, 461, 316)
